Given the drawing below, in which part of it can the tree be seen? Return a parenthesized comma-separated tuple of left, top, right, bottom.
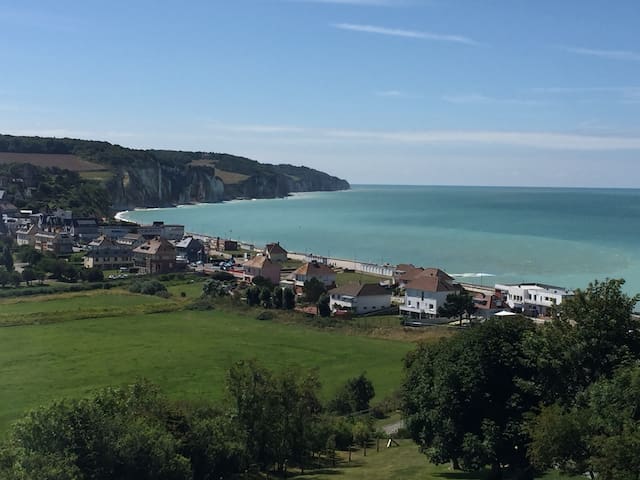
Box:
(260, 287, 272, 309)
(2, 246, 13, 272)
(80, 267, 104, 283)
(303, 277, 326, 303)
(22, 267, 36, 286)
(438, 292, 476, 325)
(0, 381, 191, 480)
(9, 271, 21, 288)
(17, 245, 42, 266)
(226, 360, 323, 473)
(352, 420, 374, 457)
(403, 317, 540, 477)
(0, 269, 10, 288)
(272, 286, 283, 309)
(283, 287, 296, 310)
(529, 363, 640, 480)
(558, 278, 640, 388)
(318, 293, 331, 317)
(246, 286, 261, 306)
(329, 373, 375, 415)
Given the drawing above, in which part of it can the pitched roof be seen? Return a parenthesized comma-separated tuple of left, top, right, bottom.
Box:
(399, 266, 454, 283)
(293, 261, 335, 277)
(243, 255, 275, 269)
(265, 242, 287, 255)
(329, 282, 390, 297)
(133, 237, 175, 255)
(405, 275, 459, 293)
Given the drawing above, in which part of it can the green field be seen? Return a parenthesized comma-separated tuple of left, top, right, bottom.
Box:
(289, 440, 578, 480)
(0, 289, 412, 434)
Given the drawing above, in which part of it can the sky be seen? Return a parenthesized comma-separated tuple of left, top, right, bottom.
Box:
(1, 0, 639, 187)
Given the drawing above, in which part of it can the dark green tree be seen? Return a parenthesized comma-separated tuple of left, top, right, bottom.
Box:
(529, 363, 640, 480)
(329, 373, 375, 415)
(226, 360, 323, 473)
(0, 269, 11, 287)
(21, 267, 36, 286)
(2, 246, 13, 272)
(260, 287, 272, 309)
(438, 292, 476, 325)
(0, 381, 191, 480)
(246, 286, 261, 306)
(403, 317, 540, 477)
(558, 278, 640, 387)
(318, 293, 331, 317)
(272, 286, 283, 309)
(283, 287, 296, 310)
(303, 277, 326, 303)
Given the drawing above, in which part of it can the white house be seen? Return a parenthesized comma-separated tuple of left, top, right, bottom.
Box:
(494, 283, 573, 317)
(399, 272, 461, 319)
(328, 283, 392, 315)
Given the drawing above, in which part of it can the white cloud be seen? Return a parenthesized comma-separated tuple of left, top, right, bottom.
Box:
(443, 94, 542, 106)
(332, 23, 479, 45)
(206, 123, 640, 151)
(562, 46, 640, 61)
(295, 0, 409, 5)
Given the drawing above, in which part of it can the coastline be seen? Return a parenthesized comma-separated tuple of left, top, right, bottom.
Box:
(111, 185, 640, 295)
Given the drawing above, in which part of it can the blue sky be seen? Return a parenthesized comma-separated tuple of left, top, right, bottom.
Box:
(1, 0, 639, 187)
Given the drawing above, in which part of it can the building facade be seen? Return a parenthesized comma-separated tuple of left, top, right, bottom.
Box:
(328, 283, 392, 315)
(132, 237, 177, 274)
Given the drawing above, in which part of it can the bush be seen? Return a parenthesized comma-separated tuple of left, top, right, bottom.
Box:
(256, 311, 274, 321)
(186, 298, 215, 311)
(211, 271, 234, 282)
(129, 280, 167, 296)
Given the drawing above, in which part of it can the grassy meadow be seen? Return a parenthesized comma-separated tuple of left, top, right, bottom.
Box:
(0, 284, 413, 434)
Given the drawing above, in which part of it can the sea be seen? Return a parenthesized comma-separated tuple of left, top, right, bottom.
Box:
(118, 185, 640, 294)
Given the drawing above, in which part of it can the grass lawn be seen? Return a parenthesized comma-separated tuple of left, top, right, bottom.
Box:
(0, 289, 169, 315)
(0, 305, 412, 435)
(336, 271, 390, 286)
(289, 440, 579, 480)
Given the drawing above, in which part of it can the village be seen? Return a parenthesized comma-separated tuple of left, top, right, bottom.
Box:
(0, 197, 574, 322)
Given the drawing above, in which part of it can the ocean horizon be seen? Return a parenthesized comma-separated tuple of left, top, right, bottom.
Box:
(118, 184, 640, 294)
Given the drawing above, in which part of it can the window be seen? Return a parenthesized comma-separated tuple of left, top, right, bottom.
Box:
(429, 304, 434, 309)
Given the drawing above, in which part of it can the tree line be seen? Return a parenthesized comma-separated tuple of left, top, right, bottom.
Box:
(402, 278, 640, 480)
(0, 363, 379, 480)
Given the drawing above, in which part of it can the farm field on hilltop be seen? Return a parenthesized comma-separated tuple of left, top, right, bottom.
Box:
(0, 151, 106, 171)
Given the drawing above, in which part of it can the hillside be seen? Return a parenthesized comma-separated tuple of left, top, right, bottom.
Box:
(0, 134, 350, 214)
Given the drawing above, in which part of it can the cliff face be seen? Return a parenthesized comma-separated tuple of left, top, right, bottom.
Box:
(222, 164, 350, 200)
(108, 163, 224, 210)
(0, 134, 351, 212)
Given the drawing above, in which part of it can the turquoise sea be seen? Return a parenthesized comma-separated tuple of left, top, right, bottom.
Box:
(119, 185, 640, 294)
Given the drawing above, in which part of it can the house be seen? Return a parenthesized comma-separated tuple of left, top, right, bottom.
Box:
(138, 221, 184, 241)
(242, 255, 281, 285)
(34, 231, 74, 256)
(174, 237, 204, 263)
(99, 223, 136, 239)
(395, 264, 455, 288)
(494, 283, 573, 317)
(328, 283, 392, 315)
(132, 237, 177, 274)
(83, 236, 134, 270)
(116, 233, 146, 249)
(399, 270, 461, 319)
(212, 237, 238, 252)
(288, 261, 337, 292)
(264, 242, 288, 262)
(68, 218, 100, 242)
(16, 224, 38, 247)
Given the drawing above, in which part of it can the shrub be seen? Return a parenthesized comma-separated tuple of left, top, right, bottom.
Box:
(256, 311, 274, 321)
